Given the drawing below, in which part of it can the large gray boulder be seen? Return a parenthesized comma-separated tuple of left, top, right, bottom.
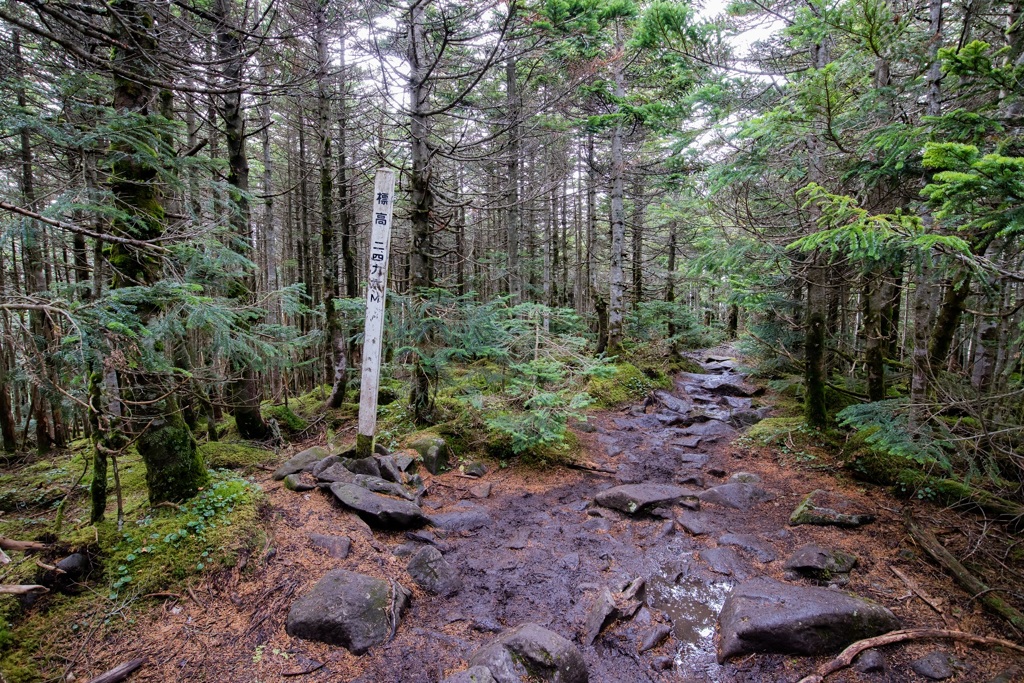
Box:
(717, 577, 900, 661)
(469, 623, 588, 683)
(407, 546, 461, 596)
(285, 570, 410, 654)
(594, 484, 698, 515)
(273, 446, 330, 480)
(329, 483, 429, 529)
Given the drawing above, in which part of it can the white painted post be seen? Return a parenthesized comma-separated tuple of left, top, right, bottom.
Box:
(356, 169, 396, 457)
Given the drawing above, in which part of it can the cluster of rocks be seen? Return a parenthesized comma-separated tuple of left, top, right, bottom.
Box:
(275, 352, 1011, 681)
(281, 436, 494, 658)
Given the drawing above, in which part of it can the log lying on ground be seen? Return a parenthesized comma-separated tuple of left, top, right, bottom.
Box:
(85, 658, 146, 683)
(906, 514, 1024, 632)
(0, 584, 49, 596)
(797, 628, 1024, 683)
(850, 458, 1024, 529)
(0, 537, 49, 552)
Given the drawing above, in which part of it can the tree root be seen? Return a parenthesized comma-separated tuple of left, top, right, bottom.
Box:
(797, 628, 1024, 683)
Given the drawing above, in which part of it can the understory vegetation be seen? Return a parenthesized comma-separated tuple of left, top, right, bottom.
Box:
(1, 0, 1023, 677)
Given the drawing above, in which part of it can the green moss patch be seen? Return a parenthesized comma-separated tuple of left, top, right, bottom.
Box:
(198, 442, 276, 470)
(0, 440, 266, 683)
(263, 404, 308, 433)
(586, 363, 668, 408)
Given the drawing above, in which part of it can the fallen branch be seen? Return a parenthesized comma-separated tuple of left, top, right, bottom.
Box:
(84, 657, 146, 683)
(797, 628, 1024, 683)
(0, 584, 49, 596)
(890, 566, 945, 617)
(0, 537, 49, 552)
(34, 559, 64, 574)
(906, 513, 1024, 633)
(566, 461, 617, 475)
(0, 548, 9, 565)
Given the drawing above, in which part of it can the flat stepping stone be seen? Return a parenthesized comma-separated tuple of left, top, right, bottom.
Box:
(309, 534, 351, 559)
(784, 544, 857, 579)
(698, 483, 775, 510)
(790, 490, 875, 527)
(286, 569, 410, 654)
(718, 533, 777, 562)
(676, 511, 713, 536)
(469, 623, 588, 683)
(653, 390, 691, 414)
(329, 483, 429, 529)
(273, 446, 330, 480)
(429, 508, 492, 532)
(316, 462, 357, 484)
(680, 420, 738, 439)
(700, 547, 748, 577)
(407, 546, 461, 596)
(594, 484, 698, 515)
(717, 577, 900, 661)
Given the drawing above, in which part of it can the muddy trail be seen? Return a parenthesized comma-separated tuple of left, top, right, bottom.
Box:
(107, 348, 1022, 683)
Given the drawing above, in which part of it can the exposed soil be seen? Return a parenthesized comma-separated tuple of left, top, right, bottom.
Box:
(73, 347, 1022, 682)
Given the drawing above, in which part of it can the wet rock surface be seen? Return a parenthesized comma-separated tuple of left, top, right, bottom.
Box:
(717, 577, 900, 660)
(329, 483, 429, 529)
(286, 570, 410, 654)
(468, 623, 588, 683)
(265, 347, 1009, 682)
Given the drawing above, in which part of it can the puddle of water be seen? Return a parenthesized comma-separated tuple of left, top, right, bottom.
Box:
(648, 560, 732, 680)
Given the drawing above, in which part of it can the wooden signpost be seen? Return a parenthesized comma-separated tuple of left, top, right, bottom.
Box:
(356, 169, 396, 457)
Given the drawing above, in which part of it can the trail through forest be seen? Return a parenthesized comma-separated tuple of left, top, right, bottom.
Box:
(83, 348, 1021, 682)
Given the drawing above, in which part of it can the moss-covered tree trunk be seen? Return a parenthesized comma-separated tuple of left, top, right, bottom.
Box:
(107, 0, 209, 504)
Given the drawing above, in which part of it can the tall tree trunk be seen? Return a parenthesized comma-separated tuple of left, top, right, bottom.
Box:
(506, 58, 521, 302)
(863, 272, 886, 401)
(107, 0, 208, 504)
(316, 4, 348, 410)
(803, 37, 829, 429)
(666, 221, 677, 340)
(631, 178, 645, 309)
(215, 0, 269, 439)
(408, 0, 435, 423)
(338, 44, 358, 299)
(586, 132, 598, 316)
(15, 31, 53, 454)
(910, 0, 945, 429)
(606, 20, 627, 354)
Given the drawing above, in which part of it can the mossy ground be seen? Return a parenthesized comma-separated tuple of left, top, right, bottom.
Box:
(0, 438, 266, 683)
(199, 441, 278, 470)
(585, 362, 672, 408)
